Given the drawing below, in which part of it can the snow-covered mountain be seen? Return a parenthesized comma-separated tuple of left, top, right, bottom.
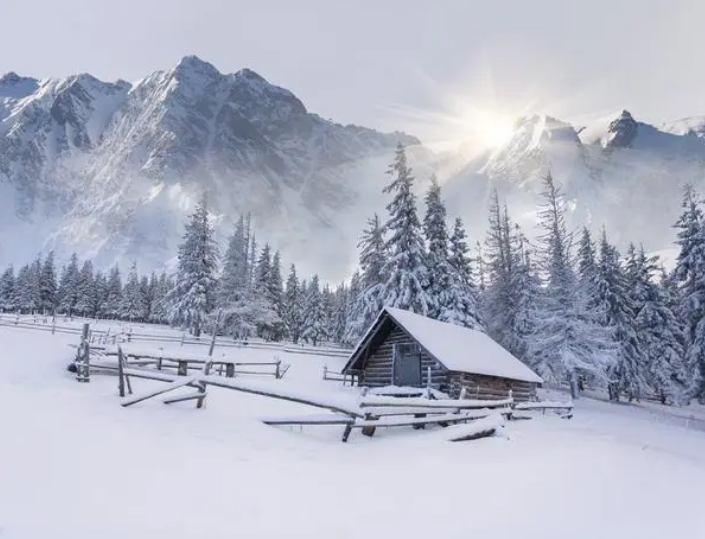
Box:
(0, 56, 425, 281)
(443, 109, 705, 259)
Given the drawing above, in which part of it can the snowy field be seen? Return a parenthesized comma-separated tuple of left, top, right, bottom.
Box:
(2, 321, 705, 539)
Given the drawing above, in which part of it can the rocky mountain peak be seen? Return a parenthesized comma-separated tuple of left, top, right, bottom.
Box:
(605, 109, 638, 148)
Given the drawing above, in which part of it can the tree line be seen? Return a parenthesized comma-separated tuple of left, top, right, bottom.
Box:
(1, 142, 704, 405)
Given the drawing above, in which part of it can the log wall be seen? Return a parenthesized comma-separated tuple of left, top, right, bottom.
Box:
(448, 372, 537, 402)
(360, 325, 447, 388)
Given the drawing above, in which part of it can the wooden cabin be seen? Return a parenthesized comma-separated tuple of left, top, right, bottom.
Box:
(342, 306, 543, 402)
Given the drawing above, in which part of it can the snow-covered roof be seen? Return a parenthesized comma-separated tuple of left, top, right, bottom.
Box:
(348, 307, 542, 384)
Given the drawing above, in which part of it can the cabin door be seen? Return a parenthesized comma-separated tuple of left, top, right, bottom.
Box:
(393, 343, 422, 387)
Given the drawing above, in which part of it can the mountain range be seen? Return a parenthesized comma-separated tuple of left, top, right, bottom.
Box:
(1, 55, 704, 281)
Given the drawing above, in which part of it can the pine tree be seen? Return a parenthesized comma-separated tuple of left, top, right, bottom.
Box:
(592, 233, 646, 401)
(346, 214, 388, 343)
(301, 275, 328, 346)
(671, 184, 705, 402)
(121, 262, 145, 321)
(218, 216, 249, 308)
(284, 264, 303, 343)
(94, 271, 108, 319)
(379, 143, 431, 314)
(104, 265, 123, 319)
(268, 250, 285, 339)
(627, 245, 688, 404)
(39, 251, 58, 315)
(0, 266, 16, 312)
(58, 254, 80, 316)
(529, 174, 611, 398)
(577, 227, 598, 292)
(74, 261, 96, 317)
(166, 195, 219, 337)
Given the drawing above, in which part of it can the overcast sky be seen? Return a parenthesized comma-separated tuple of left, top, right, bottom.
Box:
(1, 0, 702, 140)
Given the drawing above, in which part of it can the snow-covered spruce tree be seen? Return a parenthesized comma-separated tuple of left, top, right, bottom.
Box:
(94, 271, 109, 319)
(284, 264, 303, 343)
(121, 262, 144, 322)
(671, 184, 705, 402)
(422, 174, 449, 319)
(577, 227, 598, 293)
(252, 243, 282, 340)
(217, 216, 256, 338)
(591, 232, 646, 401)
(301, 275, 328, 346)
(342, 271, 363, 346)
(528, 173, 611, 398)
(344, 213, 388, 344)
(58, 254, 80, 317)
(74, 261, 97, 318)
(218, 216, 249, 307)
(268, 250, 285, 339)
(379, 143, 431, 314)
(482, 192, 516, 344)
(166, 195, 219, 337)
(482, 196, 537, 358)
(39, 251, 58, 315)
(508, 230, 542, 362)
(0, 265, 16, 312)
(444, 216, 482, 329)
(17, 258, 42, 314)
(331, 283, 349, 344)
(103, 265, 123, 320)
(626, 245, 689, 404)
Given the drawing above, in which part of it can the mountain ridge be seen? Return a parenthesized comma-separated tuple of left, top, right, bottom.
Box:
(0, 56, 424, 281)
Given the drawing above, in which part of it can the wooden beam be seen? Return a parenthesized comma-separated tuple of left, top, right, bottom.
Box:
(120, 377, 198, 407)
(163, 392, 208, 405)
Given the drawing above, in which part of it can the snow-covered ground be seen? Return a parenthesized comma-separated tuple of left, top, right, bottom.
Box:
(2, 322, 705, 539)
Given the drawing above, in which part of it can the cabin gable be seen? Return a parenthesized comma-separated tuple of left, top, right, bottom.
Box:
(358, 320, 447, 389)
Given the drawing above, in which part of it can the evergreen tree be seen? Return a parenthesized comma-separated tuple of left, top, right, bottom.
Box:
(345, 214, 388, 343)
(74, 261, 96, 317)
(577, 227, 598, 292)
(0, 266, 16, 311)
(58, 254, 80, 316)
(379, 143, 431, 314)
(592, 233, 646, 401)
(301, 275, 327, 346)
(104, 265, 123, 319)
(529, 174, 611, 397)
(39, 251, 58, 314)
(94, 271, 108, 319)
(166, 195, 219, 337)
(284, 264, 303, 343)
(218, 216, 250, 308)
(627, 245, 689, 404)
(121, 262, 145, 321)
(671, 184, 705, 402)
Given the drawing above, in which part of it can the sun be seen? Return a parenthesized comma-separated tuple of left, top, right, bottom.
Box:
(467, 109, 516, 149)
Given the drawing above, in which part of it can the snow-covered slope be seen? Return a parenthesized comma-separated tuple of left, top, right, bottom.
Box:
(444, 110, 705, 255)
(0, 56, 425, 280)
(2, 322, 705, 538)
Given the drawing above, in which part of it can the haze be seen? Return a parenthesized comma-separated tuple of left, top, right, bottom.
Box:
(0, 0, 702, 143)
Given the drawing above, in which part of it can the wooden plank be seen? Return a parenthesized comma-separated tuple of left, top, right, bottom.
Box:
(121, 377, 198, 407)
(163, 392, 208, 405)
(353, 411, 492, 429)
(448, 427, 497, 442)
(262, 415, 355, 426)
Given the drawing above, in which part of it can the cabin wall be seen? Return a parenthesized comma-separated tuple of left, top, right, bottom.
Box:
(448, 372, 537, 402)
(360, 326, 447, 388)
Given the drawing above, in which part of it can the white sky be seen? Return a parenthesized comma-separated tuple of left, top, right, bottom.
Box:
(1, 0, 702, 141)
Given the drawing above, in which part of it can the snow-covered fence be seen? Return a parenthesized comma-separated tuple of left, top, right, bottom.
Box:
(322, 364, 360, 386)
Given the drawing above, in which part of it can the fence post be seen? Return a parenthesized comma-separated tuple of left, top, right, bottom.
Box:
(322, 364, 327, 381)
(118, 346, 126, 397)
(76, 323, 91, 383)
(275, 358, 281, 379)
(52, 315, 56, 335)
